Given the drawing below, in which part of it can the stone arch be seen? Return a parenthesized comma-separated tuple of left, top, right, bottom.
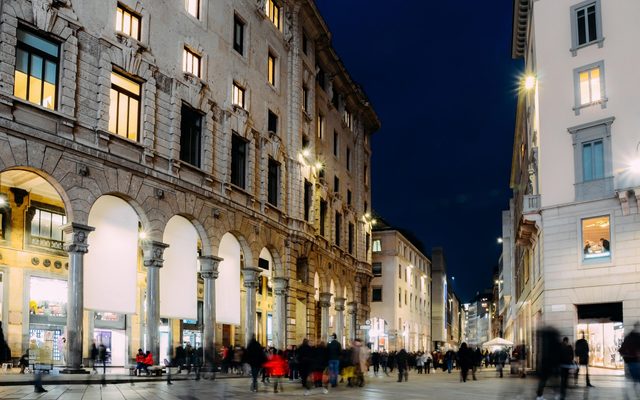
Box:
(96, 191, 151, 238)
(172, 212, 211, 256)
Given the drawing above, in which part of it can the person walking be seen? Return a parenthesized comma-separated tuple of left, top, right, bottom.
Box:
(371, 351, 380, 376)
(575, 332, 594, 387)
(327, 333, 341, 387)
(246, 335, 265, 393)
(416, 352, 424, 374)
(425, 352, 432, 374)
(98, 343, 107, 375)
(560, 337, 575, 400)
(620, 322, 640, 398)
(457, 343, 473, 383)
(535, 327, 562, 400)
(396, 348, 408, 382)
(297, 339, 313, 390)
(90, 341, 99, 373)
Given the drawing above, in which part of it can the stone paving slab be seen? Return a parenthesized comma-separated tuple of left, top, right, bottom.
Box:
(0, 369, 637, 400)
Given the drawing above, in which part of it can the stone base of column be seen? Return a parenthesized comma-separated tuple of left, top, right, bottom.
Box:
(60, 368, 90, 374)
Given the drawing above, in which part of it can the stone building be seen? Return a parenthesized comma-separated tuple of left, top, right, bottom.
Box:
(0, 0, 379, 370)
(430, 247, 462, 350)
(369, 222, 431, 352)
(502, 0, 640, 371)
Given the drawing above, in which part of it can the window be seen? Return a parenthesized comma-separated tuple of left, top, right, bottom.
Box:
(574, 61, 606, 113)
(317, 114, 324, 139)
(582, 140, 604, 181)
(364, 164, 369, 186)
(347, 189, 352, 206)
(232, 82, 245, 108)
(343, 109, 352, 129)
(334, 176, 339, 193)
(570, 0, 603, 54)
(364, 201, 368, 213)
(404, 290, 407, 305)
(304, 179, 312, 222)
(333, 131, 339, 157)
(372, 262, 382, 277)
(320, 200, 327, 237)
(372, 287, 382, 302)
(302, 86, 309, 112)
(348, 222, 354, 254)
(267, 157, 280, 206)
(398, 290, 401, 306)
(116, 4, 141, 40)
(302, 135, 309, 149)
(268, 52, 277, 86)
(346, 147, 351, 171)
(231, 132, 247, 188)
(109, 71, 141, 141)
(29, 207, 67, 250)
(582, 215, 611, 260)
(183, 48, 201, 77)
(335, 212, 341, 247)
(398, 264, 402, 279)
(180, 104, 202, 167)
(372, 239, 381, 252)
(14, 28, 59, 110)
(265, 0, 281, 30)
(233, 15, 245, 55)
(268, 109, 278, 134)
(332, 90, 340, 109)
(185, 0, 200, 18)
(302, 32, 309, 55)
(365, 233, 370, 254)
(316, 66, 326, 91)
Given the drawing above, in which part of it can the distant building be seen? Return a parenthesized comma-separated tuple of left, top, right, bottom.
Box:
(464, 289, 494, 347)
(431, 247, 462, 350)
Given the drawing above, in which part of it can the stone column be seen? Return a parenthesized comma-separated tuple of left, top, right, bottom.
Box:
(347, 301, 357, 343)
(334, 297, 346, 346)
(272, 277, 288, 350)
(199, 255, 222, 366)
(242, 267, 261, 346)
(142, 240, 169, 364)
(61, 223, 94, 374)
(319, 292, 332, 342)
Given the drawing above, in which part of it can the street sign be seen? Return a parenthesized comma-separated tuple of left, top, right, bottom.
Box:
(359, 325, 371, 330)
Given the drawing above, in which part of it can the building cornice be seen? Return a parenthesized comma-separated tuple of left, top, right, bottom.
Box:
(511, 0, 530, 59)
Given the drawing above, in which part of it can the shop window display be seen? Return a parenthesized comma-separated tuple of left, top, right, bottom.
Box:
(576, 321, 625, 369)
(582, 216, 611, 260)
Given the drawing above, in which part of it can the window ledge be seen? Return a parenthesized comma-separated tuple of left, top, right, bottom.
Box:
(302, 109, 313, 122)
(580, 256, 613, 268)
(228, 183, 253, 198)
(570, 37, 605, 56)
(11, 96, 76, 124)
(115, 32, 148, 52)
(174, 159, 208, 175)
(183, 72, 205, 86)
(573, 97, 608, 115)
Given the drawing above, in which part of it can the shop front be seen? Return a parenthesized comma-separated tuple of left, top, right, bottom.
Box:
(182, 301, 203, 349)
(576, 302, 624, 370)
(93, 312, 127, 366)
(28, 276, 67, 365)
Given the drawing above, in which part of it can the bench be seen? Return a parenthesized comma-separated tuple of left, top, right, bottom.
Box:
(148, 366, 163, 376)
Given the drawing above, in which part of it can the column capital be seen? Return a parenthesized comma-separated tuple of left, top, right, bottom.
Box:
(199, 255, 223, 279)
(334, 297, 346, 312)
(319, 292, 332, 308)
(62, 223, 95, 254)
(273, 276, 288, 296)
(142, 240, 169, 268)
(242, 267, 262, 288)
(346, 301, 357, 315)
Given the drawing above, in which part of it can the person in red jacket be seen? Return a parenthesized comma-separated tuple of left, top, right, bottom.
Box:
(135, 349, 147, 376)
(144, 351, 154, 372)
(263, 349, 288, 393)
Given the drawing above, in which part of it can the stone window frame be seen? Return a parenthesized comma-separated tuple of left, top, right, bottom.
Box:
(572, 60, 607, 115)
(577, 212, 614, 267)
(568, 116, 614, 202)
(569, 0, 604, 56)
(372, 286, 382, 302)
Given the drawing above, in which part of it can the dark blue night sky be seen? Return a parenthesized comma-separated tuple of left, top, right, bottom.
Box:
(316, 1, 523, 302)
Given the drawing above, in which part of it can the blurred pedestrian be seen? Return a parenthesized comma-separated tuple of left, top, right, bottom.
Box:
(246, 335, 265, 392)
(620, 322, 640, 396)
(90, 341, 99, 373)
(535, 327, 562, 400)
(298, 339, 312, 389)
(575, 332, 594, 387)
(327, 333, 341, 387)
(396, 348, 408, 382)
(560, 337, 574, 400)
(457, 343, 473, 383)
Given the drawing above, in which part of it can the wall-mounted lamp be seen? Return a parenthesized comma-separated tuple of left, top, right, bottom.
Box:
(524, 75, 536, 91)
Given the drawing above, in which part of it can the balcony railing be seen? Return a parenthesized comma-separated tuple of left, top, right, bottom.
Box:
(523, 194, 540, 214)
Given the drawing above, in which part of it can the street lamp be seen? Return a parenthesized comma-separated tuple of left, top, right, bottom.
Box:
(524, 75, 536, 91)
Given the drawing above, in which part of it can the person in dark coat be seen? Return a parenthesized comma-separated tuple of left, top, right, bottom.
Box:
(395, 348, 408, 382)
(297, 339, 313, 389)
(90, 341, 99, 373)
(0, 322, 10, 364)
(560, 337, 575, 400)
(574, 332, 594, 387)
(327, 333, 341, 387)
(457, 343, 473, 382)
(371, 351, 380, 376)
(620, 322, 640, 387)
(535, 326, 562, 400)
(245, 335, 265, 392)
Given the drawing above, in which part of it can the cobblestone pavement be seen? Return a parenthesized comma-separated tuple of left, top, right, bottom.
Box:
(0, 369, 636, 400)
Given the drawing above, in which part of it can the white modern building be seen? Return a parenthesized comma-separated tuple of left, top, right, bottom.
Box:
(503, 0, 640, 371)
(369, 223, 431, 352)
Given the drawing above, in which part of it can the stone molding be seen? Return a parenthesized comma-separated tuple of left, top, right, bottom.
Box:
(199, 255, 222, 279)
(142, 240, 169, 268)
(61, 223, 95, 254)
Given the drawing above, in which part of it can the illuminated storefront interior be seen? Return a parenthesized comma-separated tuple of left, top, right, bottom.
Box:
(576, 302, 624, 370)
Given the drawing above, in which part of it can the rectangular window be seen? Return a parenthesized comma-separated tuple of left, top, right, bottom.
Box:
(268, 52, 276, 86)
(347, 189, 352, 206)
(268, 157, 280, 206)
(332, 90, 340, 109)
(372, 262, 382, 277)
(109, 71, 141, 141)
(316, 65, 325, 91)
(231, 132, 247, 188)
(582, 140, 604, 181)
(372, 239, 381, 252)
(348, 222, 354, 254)
(333, 131, 339, 157)
(343, 109, 352, 129)
(571, 0, 602, 53)
(14, 28, 59, 110)
(232, 82, 245, 108)
(578, 66, 602, 105)
(398, 264, 402, 279)
(335, 212, 341, 247)
(334, 176, 339, 193)
(582, 215, 611, 260)
(398, 290, 401, 306)
(405, 291, 407, 305)
(265, 0, 281, 30)
(364, 201, 368, 213)
(346, 147, 351, 171)
(365, 233, 370, 254)
(304, 179, 312, 222)
(317, 114, 324, 139)
(372, 287, 382, 302)
(185, 0, 200, 19)
(302, 32, 309, 55)
(29, 207, 67, 250)
(183, 47, 201, 77)
(180, 104, 202, 167)
(268, 109, 278, 134)
(364, 165, 369, 185)
(116, 4, 141, 40)
(320, 200, 327, 237)
(233, 15, 245, 55)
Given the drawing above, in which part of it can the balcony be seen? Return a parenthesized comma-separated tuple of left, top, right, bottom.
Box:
(523, 194, 540, 214)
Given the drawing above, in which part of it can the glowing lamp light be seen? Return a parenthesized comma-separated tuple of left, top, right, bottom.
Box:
(302, 149, 311, 158)
(139, 231, 147, 240)
(524, 75, 536, 90)
(497, 237, 503, 244)
(0, 196, 6, 207)
(314, 161, 323, 170)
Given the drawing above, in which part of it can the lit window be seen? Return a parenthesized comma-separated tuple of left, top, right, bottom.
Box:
(343, 109, 353, 129)
(183, 48, 201, 77)
(14, 28, 59, 110)
(109, 71, 141, 141)
(265, 0, 281, 30)
(582, 140, 604, 181)
(29, 207, 67, 250)
(317, 113, 324, 139)
(185, 0, 200, 19)
(579, 66, 601, 105)
(116, 4, 141, 40)
(268, 52, 276, 86)
(232, 82, 245, 108)
(582, 216, 611, 260)
(372, 239, 381, 253)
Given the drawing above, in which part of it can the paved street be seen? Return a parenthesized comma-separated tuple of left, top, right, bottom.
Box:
(0, 369, 636, 400)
